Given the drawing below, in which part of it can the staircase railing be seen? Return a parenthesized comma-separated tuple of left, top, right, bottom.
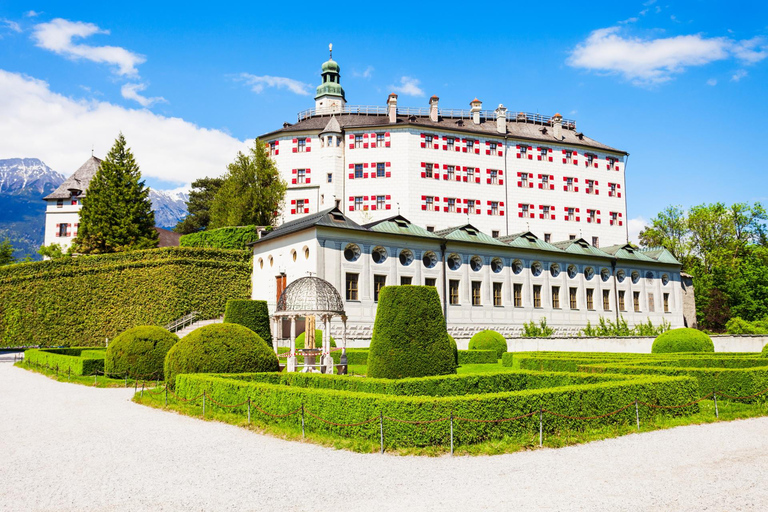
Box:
(164, 311, 200, 333)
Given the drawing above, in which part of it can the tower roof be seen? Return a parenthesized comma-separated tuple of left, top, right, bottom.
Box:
(315, 50, 345, 101)
(44, 156, 102, 200)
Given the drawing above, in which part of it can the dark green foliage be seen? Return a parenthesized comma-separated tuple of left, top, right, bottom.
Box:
(180, 226, 261, 250)
(331, 349, 368, 365)
(727, 317, 768, 335)
(174, 177, 224, 234)
(0, 247, 251, 347)
(295, 329, 336, 350)
(223, 299, 272, 347)
(448, 335, 458, 367)
(367, 286, 455, 379)
(72, 134, 158, 254)
(458, 350, 498, 364)
(0, 238, 14, 266)
(164, 323, 278, 388)
(105, 326, 178, 378)
(522, 318, 554, 337)
(468, 330, 507, 358)
(652, 328, 714, 353)
(763, 344, 768, 357)
(24, 348, 105, 376)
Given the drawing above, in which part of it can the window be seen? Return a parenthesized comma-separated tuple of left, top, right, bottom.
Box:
(447, 198, 456, 213)
(648, 293, 655, 312)
(541, 175, 550, 188)
(446, 137, 455, 151)
(514, 284, 523, 307)
(521, 173, 529, 187)
(565, 150, 573, 164)
(633, 291, 641, 312)
(354, 164, 363, 179)
(540, 147, 548, 160)
(607, 156, 617, 168)
(446, 165, 455, 181)
(544, 233, 551, 243)
(297, 139, 306, 152)
(346, 273, 359, 301)
(401, 276, 413, 285)
(569, 234, 576, 241)
(489, 169, 498, 184)
(354, 196, 363, 210)
(467, 167, 475, 181)
(566, 177, 574, 192)
(296, 199, 306, 214)
(586, 154, 594, 166)
(376, 133, 385, 146)
(586, 289, 594, 310)
(618, 291, 626, 311)
(376, 196, 386, 210)
(268, 141, 277, 156)
(472, 281, 482, 306)
(493, 282, 502, 306)
(567, 208, 575, 221)
(426, 226, 435, 232)
(603, 290, 611, 311)
(489, 142, 498, 152)
(327, 173, 333, 183)
(520, 145, 528, 158)
(376, 162, 386, 177)
(466, 139, 474, 152)
(569, 287, 578, 309)
(592, 237, 599, 248)
(588, 210, 596, 223)
(663, 293, 670, 313)
(297, 169, 306, 184)
(543, 206, 551, 220)
(58, 223, 68, 237)
(425, 277, 436, 287)
(586, 180, 595, 194)
(492, 230, 499, 238)
(57, 199, 63, 208)
(552, 286, 560, 308)
(425, 134, 433, 147)
(354, 135, 363, 149)
(533, 285, 542, 308)
(449, 280, 460, 305)
(467, 200, 477, 214)
(425, 196, 434, 211)
(425, 163, 434, 178)
(373, 275, 386, 301)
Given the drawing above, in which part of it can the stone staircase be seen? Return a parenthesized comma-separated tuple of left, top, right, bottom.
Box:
(174, 316, 224, 338)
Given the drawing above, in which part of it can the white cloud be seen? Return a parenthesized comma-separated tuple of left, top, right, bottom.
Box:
(1, 18, 22, 33)
(24, 10, 42, 18)
(0, 69, 246, 185)
(390, 76, 424, 96)
(352, 66, 374, 79)
(731, 69, 748, 81)
(568, 27, 768, 85)
(31, 18, 145, 77)
(236, 73, 312, 95)
(627, 216, 648, 245)
(121, 83, 166, 107)
(706, 78, 717, 86)
(618, 17, 638, 25)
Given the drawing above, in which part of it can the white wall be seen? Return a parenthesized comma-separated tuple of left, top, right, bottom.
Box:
(43, 199, 81, 251)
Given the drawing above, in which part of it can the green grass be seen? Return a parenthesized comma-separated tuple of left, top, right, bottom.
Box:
(15, 360, 161, 389)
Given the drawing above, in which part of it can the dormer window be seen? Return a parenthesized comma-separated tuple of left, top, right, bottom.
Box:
(57, 199, 63, 208)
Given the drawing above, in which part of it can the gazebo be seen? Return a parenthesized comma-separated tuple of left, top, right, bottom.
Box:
(272, 276, 348, 374)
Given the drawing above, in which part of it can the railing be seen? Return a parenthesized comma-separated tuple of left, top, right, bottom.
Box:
(164, 311, 200, 333)
(296, 105, 576, 129)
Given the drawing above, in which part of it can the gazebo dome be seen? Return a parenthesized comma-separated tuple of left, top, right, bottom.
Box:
(275, 276, 345, 315)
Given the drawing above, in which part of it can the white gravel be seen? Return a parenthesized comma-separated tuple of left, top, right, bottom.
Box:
(1, 353, 768, 512)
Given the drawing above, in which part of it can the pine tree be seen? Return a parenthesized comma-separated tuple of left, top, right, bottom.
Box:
(0, 237, 14, 266)
(173, 176, 224, 234)
(72, 133, 158, 254)
(209, 139, 286, 228)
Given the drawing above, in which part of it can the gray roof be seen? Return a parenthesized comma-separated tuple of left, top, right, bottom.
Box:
(44, 156, 102, 200)
(253, 207, 367, 244)
(320, 116, 342, 134)
(260, 114, 625, 154)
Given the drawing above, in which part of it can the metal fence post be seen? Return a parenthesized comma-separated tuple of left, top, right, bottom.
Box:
(301, 403, 305, 438)
(140, 381, 144, 399)
(247, 398, 251, 424)
(713, 389, 719, 419)
(539, 409, 543, 447)
(635, 399, 640, 431)
(202, 392, 206, 418)
(379, 411, 385, 454)
(450, 413, 454, 456)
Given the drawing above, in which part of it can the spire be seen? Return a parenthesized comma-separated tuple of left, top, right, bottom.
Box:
(315, 45, 346, 112)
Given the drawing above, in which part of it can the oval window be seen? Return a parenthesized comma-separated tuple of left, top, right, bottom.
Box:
(491, 258, 503, 274)
(567, 264, 577, 279)
(447, 253, 461, 271)
(550, 263, 561, 278)
(531, 261, 542, 277)
(512, 259, 523, 275)
(601, 268, 611, 282)
(470, 256, 483, 272)
(344, 243, 361, 262)
(422, 251, 437, 269)
(399, 249, 414, 266)
(584, 267, 595, 280)
(662, 273, 669, 286)
(631, 271, 640, 284)
(372, 246, 388, 264)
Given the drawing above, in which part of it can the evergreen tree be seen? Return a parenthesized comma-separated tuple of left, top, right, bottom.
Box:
(72, 133, 158, 254)
(173, 176, 224, 234)
(209, 139, 286, 228)
(0, 237, 14, 266)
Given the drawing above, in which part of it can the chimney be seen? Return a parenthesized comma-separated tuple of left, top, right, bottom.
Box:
(387, 93, 398, 124)
(495, 104, 507, 134)
(429, 95, 439, 122)
(552, 113, 563, 140)
(470, 98, 482, 125)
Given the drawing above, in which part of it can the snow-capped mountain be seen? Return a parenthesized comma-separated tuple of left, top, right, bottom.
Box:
(149, 189, 189, 229)
(0, 158, 65, 195)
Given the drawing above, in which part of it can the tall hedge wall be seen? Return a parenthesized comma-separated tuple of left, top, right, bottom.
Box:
(179, 226, 261, 250)
(0, 247, 252, 347)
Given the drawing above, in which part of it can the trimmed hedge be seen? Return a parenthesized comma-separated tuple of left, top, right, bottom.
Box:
(295, 329, 336, 350)
(176, 371, 699, 447)
(458, 350, 498, 365)
(105, 326, 178, 379)
(223, 300, 272, 347)
(763, 343, 768, 357)
(367, 286, 455, 379)
(468, 330, 508, 358)
(449, 335, 458, 367)
(652, 328, 714, 354)
(164, 323, 278, 388)
(0, 247, 251, 348)
(179, 226, 260, 250)
(24, 348, 105, 376)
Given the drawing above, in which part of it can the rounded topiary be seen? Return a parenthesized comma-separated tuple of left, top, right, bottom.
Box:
(468, 330, 507, 359)
(295, 329, 336, 350)
(105, 326, 178, 379)
(651, 328, 714, 354)
(367, 286, 455, 379)
(223, 299, 272, 347)
(761, 343, 768, 358)
(448, 334, 458, 367)
(164, 323, 278, 388)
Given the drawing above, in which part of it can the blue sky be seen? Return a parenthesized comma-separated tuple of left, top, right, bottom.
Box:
(1, 0, 766, 239)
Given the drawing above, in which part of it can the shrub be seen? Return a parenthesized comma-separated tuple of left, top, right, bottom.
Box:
(468, 330, 507, 358)
(651, 328, 714, 354)
(24, 348, 105, 376)
(367, 286, 455, 379)
(295, 329, 336, 350)
(179, 226, 260, 250)
(105, 326, 179, 379)
(580, 316, 671, 337)
(448, 335, 458, 367)
(458, 349, 497, 364)
(164, 323, 278, 388)
(223, 299, 272, 347)
(762, 343, 768, 358)
(727, 317, 768, 335)
(522, 318, 554, 338)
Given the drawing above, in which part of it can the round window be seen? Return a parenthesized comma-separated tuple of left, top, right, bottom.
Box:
(470, 256, 483, 272)
(372, 246, 387, 264)
(491, 258, 503, 274)
(512, 259, 523, 275)
(601, 268, 611, 282)
(531, 261, 542, 277)
(258, 258, 263, 269)
(399, 249, 414, 266)
(617, 270, 626, 282)
(447, 253, 461, 271)
(584, 267, 595, 280)
(291, 249, 297, 262)
(304, 246, 310, 259)
(550, 263, 561, 278)
(567, 264, 577, 279)
(344, 244, 361, 262)
(422, 251, 437, 268)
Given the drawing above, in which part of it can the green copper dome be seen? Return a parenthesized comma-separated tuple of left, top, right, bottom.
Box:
(315, 58, 345, 101)
(321, 59, 340, 73)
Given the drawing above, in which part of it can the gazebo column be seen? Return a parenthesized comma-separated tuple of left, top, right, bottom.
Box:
(322, 315, 333, 374)
(271, 318, 279, 355)
(287, 315, 298, 372)
(340, 315, 348, 375)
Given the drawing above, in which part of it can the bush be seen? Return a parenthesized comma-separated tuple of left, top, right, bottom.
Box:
(367, 286, 455, 379)
(468, 330, 507, 359)
(448, 335, 458, 367)
(651, 328, 714, 354)
(295, 329, 336, 350)
(164, 323, 278, 388)
(105, 326, 178, 379)
(458, 350, 498, 364)
(223, 299, 272, 347)
(580, 316, 671, 337)
(0, 247, 251, 348)
(522, 318, 554, 338)
(179, 226, 260, 250)
(727, 317, 768, 335)
(24, 348, 105, 376)
(762, 343, 768, 358)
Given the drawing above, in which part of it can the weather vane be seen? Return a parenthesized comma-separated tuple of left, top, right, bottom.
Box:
(329, 43, 333, 59)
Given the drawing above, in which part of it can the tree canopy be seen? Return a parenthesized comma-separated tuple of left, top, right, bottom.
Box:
(0, 238, 14, 266)
(209, 139, 286, 228)
(72, 133, 158, 254)
(173, 176, 224, 234)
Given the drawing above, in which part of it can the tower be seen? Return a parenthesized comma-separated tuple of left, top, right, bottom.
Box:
(315, 44, 346, 113)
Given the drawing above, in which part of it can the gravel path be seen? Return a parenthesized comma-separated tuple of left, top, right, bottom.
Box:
(2, 354, 767, 512)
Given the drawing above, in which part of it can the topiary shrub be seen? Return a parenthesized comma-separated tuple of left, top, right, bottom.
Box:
(651, 328, 714, 354)
(468, 330, 507, 359)
(448, 335, 458, 367)
(105, 326, 178, 379)
(367, 286, 455, 379)
(223, 299, 272, 347)
(164, 323, 278, 388)
(762, 343, 768, 358)
(295, 329, 336, 350)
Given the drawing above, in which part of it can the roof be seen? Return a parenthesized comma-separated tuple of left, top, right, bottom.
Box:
(253, 207, 367, 244)
(320, 116, 342, 134)
(551, 238, 613, 258)
(499, 231, 564, 252)
(44, 156, 102, 200)
(364, 215, 441, 239)
(638, 247, 682, 265)
(260, 113, 625, 154)
(154, 227, 181, 248)
(601, 243, 659, 263)
(434, 224, 508, 247)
